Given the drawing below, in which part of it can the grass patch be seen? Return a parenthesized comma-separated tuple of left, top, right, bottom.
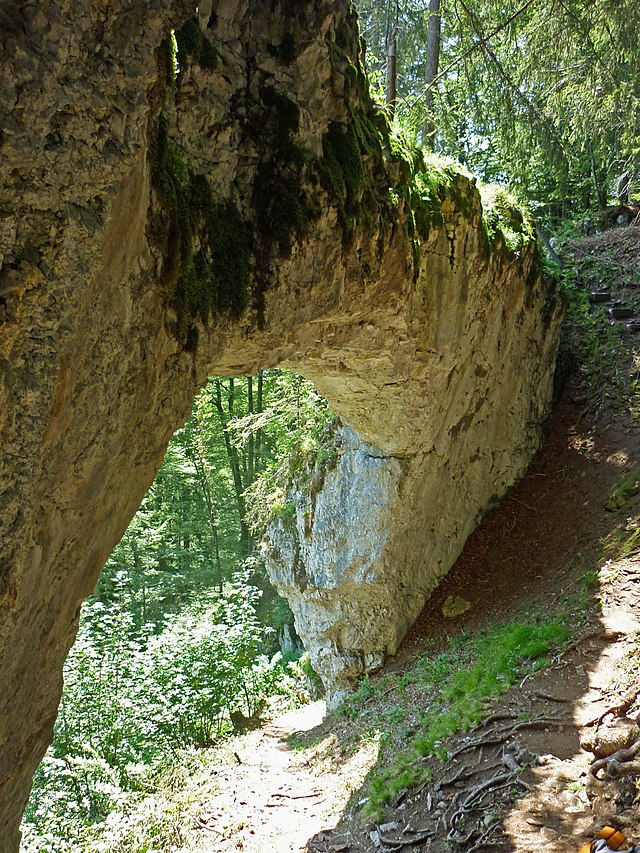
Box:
(340, 616, 568, 820)
(605, 465, 640, 511)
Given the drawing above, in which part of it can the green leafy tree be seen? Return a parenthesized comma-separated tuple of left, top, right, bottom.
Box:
(356, 0, 640, 218)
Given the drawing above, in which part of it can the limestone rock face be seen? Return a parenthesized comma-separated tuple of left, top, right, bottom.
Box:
(0, 0, 561, 846)
(265, 427, 406, 703)
(264, 200, 559, 704)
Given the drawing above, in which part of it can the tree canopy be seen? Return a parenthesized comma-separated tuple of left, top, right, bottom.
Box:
(357, 0, 640, 219)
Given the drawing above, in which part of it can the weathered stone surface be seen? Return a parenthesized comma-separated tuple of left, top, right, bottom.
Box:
(264, 200, 559, 705)
(443, 596, 473, 619)
(581, 719, 640, 759)
(266, 427, 406, 701)
(0, 0, 561, 845)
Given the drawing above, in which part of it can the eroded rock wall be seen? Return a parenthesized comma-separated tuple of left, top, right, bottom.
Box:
(0, 0, 560, 845)
(264, 193, 560, 705)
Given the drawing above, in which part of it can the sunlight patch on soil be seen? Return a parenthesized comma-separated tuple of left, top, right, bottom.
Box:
(185, 701, 380, 852)
(504, 555, 640, 852)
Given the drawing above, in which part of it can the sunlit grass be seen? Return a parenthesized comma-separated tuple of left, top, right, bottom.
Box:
(339, 616, 569, 820)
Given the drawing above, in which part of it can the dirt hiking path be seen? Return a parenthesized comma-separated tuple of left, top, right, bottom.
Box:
(187, 701, 375, 852)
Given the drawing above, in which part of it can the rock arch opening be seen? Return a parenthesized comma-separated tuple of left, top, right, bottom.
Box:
(21, 368, 330, 846)
(0, 1, 564, 847)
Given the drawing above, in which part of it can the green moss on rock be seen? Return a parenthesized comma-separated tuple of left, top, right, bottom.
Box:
(174, 196, 250, 325)
(334, 4, 364, 76)
(252, 86, 313, 258)
(396, 151, 485, 266)
(318, 111, 383, 233)
(328, 42, 365, 98)
(387, 144, 453, 261)
(259, 86, 304, 168)
(605, 466, 640, 511)
(255, 172, 310, 258)
(175, 17, 218, 72)
(151, 115, 250, 346)
(409, 173, 445, 240)
(388, 127, 426, 177)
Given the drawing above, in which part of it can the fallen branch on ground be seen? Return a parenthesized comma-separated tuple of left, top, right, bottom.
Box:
(271, 791, 321, 799)
(194, 816, 217, 832)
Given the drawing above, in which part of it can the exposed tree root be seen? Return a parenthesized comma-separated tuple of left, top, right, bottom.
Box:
(591, 737, 640, 778)
(375, 823, 435, 850)
(585, 685, 640, 728)
(447, 773, 526, 838)
(447, 715, 570, 762)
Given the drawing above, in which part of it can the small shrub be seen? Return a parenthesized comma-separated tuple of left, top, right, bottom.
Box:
(22, 570, 305, 851)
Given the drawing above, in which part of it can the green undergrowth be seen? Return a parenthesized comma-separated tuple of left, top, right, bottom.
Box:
(558, 267, 627, 412)
(559, 219, 640, 291)
(606, 465, 640, 511)
(339, 616, 569, 820)
(553, 218, 639, 416)
(480, 184, 536, 253)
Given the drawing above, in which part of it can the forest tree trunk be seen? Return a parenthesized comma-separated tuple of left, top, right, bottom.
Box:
(423, 0, 441, 148)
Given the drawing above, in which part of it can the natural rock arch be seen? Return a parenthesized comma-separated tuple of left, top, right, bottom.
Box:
(0, 0, 560, 846)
